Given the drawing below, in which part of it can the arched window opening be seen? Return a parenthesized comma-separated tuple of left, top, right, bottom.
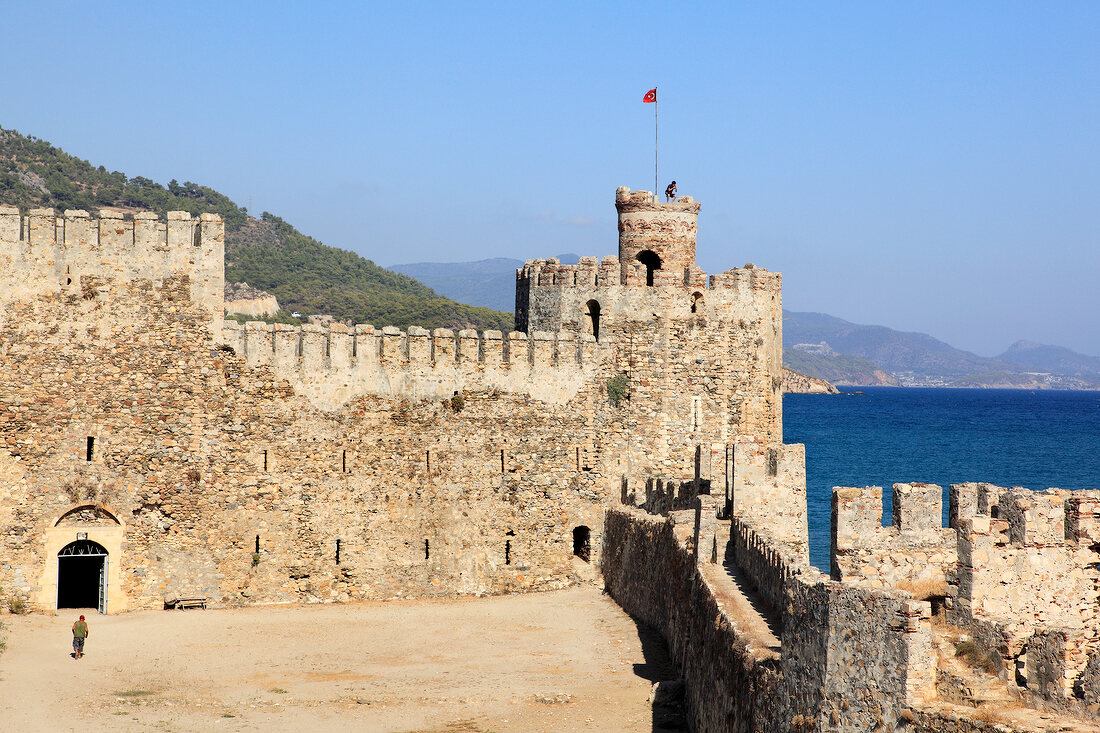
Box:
(572, 526, 591, 562)
(636, 250, 662, 286)
(690, 292, 704, 314)
(584, 299, 602, 341)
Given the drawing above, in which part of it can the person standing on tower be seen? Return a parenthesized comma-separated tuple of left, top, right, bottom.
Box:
(665, 181, 677, 202)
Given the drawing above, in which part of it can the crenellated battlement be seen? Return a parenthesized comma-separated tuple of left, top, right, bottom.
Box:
(999, 487, 1069, 547)
(950, 485, 1100, 679)
(833, 483, 947, 542)
(517, 256, 777, 292)
(831, 483, 956, 594)
(222, 320, 601, 410)
(0, 205, 225, 333)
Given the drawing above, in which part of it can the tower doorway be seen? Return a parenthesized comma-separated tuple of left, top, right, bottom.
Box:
(57, 539, 108, 614)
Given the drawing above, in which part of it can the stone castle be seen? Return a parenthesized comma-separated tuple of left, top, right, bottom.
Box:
(2, 189, 1098, 731)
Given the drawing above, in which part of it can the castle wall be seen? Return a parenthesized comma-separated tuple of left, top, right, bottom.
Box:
(731, 442, 808, 557)
(952, 489, 1100, 653)
(0, 209, 629, 612)
(602, 506, 937, 733)
(831, 483, 956, 598)
(0, 206, 224, 336)
(222, 321, 599, 410)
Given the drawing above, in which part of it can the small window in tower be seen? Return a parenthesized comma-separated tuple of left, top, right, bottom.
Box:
(636, 250, 662, 286)
(584, 299, 601, 341)
(691, 292, 704, 314)
(424, 539, 430, 560)
(86, 437, 95, 461)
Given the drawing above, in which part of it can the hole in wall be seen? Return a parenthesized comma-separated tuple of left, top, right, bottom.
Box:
(573, 526, 591, 562)
(86, 436, 95, 462)
(505, 539, 511, 565)
(335, 538, 342, 564)
(424, 539, 430, 560)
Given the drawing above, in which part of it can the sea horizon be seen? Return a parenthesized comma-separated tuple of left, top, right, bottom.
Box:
(784, 385, 1100, 570)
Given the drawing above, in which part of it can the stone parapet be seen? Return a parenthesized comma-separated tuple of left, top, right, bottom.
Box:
(831, 484, 957, 600)
(0, 206, 225, 336)
(221, 321, 600, 410)
(730, 442, 809, 557)
(950, 486, 1100, 682)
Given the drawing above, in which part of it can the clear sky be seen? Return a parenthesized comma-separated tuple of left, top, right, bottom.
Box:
(3, 2, 1097, 356)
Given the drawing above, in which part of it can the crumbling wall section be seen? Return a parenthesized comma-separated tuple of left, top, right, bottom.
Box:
(949, 488, 1100, 705)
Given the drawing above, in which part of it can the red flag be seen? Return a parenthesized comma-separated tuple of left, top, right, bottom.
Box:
(643, 88, 656, 104)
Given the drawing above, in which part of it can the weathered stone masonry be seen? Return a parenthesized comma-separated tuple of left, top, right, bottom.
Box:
(6, 189, 1088, 732)
(0, 187, 785, 615)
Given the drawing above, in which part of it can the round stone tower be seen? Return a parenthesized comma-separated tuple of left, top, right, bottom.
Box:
(615, 186, 701, 284)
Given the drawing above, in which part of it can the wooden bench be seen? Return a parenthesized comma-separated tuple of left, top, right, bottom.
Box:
(167, 597, 207, 610)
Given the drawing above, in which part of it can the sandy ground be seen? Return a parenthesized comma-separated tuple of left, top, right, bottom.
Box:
(0, 585, 681, 733)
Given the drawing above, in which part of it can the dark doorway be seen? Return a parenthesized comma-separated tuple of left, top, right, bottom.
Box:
(585, 300, 601, 341)
(573, 526, 591, 562)
(636, 250, 662, 286)
(57, 539, 108, 613)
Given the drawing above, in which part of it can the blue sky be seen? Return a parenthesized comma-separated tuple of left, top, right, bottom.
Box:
(3, 2, 1098, 356)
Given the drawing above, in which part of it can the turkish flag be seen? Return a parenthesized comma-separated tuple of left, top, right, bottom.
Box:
(643, 88, 656, 103)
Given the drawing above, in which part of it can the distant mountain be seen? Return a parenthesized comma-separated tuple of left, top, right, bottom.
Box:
(996, 340, 1100, 376)
(785, 311, 1100, 390)
(784, 311, 1002, 381)
(0, 127, 512, 332)
(389, 254, 579, 313)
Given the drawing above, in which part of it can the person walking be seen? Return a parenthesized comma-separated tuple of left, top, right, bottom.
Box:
(72, 614, 89, 659)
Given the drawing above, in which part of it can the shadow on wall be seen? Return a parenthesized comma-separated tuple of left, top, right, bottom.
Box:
(625, 614, 689, 733)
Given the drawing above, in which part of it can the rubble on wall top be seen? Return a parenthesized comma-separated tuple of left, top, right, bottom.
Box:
(1, 206, 223, 223)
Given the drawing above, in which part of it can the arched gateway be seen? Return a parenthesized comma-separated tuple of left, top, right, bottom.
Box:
(57, 539, 109, 613)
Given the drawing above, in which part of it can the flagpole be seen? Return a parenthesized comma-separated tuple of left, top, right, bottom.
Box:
(654, 88, 658, 200)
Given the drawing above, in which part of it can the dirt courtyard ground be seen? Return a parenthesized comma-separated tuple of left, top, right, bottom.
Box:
(0, 585, 681, 732)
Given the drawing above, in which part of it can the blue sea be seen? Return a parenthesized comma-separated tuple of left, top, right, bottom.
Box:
(783, 387, 1100, 571)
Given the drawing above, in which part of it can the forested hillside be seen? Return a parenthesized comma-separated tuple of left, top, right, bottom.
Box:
(0, 128, 512, 332)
